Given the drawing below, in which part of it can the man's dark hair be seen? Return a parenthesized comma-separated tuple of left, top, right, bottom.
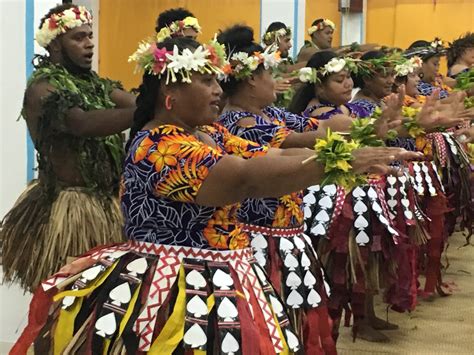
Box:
(265, 21, 287, 34)
(311, 19, 325, 28)
(155, 8, 194, 33)
(39, 3, 76, 29)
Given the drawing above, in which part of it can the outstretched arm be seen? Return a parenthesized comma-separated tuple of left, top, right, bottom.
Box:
(196, 146, 422, 207)
(25, 80, 135, 138)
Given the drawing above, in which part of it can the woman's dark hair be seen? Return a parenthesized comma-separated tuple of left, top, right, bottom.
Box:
(217, 24, 264, 96)
(447, 32, 474, 68)
(406, 39, 441, 61)
(288, 51, 338, 114)
(155, 7, 194, 33)
(351, 50, 385, 89)
(408, 40, 430, 50)
(126, 37, 200, 150)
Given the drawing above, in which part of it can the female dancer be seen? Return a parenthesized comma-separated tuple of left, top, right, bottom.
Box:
(352, 51, 470, 301)
(447, 32, 474, 78)
(405, 39, 452, 98)
(291, 50, 412, 342)
(12, 37, 417, 354)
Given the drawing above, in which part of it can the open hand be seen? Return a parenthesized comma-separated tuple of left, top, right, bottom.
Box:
(375, 85, 405, 138)
(352, 146, 423, 176)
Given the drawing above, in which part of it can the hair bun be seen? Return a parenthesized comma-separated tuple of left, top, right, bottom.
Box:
(217, 24, 254, 51)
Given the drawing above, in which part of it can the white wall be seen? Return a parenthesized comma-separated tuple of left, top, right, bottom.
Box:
(0, 0, 69, 349)
(0, 0, 28, 219)
(340, 0, 366, 46)
(260, 0, 306, 59)
(340, 11, 364, 45)
(0, 0, 31, 347)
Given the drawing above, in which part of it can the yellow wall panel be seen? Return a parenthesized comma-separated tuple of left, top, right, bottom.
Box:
(367, 0, 474, 49)
(99, 0, 260, 90)
(366, 0, 396, 46)
(304, 0, 341, 47)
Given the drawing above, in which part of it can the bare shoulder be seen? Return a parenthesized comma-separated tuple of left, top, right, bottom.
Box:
(297, 47, 317, 64)
(309, 106, 333, 117)
(24, 79, 56, 106)
(237, 116, 257, 128)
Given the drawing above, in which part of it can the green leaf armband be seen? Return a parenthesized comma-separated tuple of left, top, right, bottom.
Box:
(402, 106, 425, 138)
(308, 129, 367, 191)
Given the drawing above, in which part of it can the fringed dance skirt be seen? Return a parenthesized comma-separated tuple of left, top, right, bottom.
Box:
(303, 182, 402, 319)
(244, 224, 336, 354)
(12, 241, 303, 354)
(1, 181, 124, 291)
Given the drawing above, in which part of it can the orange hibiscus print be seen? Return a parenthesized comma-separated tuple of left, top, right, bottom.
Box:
(225, 138, 256, 158)
(270, 127, 291, 148)
(286, 198, 304, 224)
(209, 205, 235, 228)
(133, 136, 155, 163)
(228, 227, 250, 250)
(203, 226, 229, 249)
(272, 205, 291, 227)
(148, 140, 181, 171)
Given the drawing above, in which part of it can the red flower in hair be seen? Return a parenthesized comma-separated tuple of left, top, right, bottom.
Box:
(72, 7, 82, 19)
(48, 17, 58, 30)
(206, 46, 220, 66)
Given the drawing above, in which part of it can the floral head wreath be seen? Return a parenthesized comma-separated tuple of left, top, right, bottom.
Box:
(404, 38, 446, 60)
(353, 54, 409, 77)
(128, 39, 226, 84)
(308, 19, 336, 36)
(221, 47, 282, 81)
(394, 56, 423, 77)
(36, 6, 92, 48)
(263, 27, 292, 46)
(298, 57, 360, 83)
(156, 16, 202, 43)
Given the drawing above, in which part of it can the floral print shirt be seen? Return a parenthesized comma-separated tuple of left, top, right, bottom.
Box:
(218, 106, 318, 228)
(121, 124, 267, 249)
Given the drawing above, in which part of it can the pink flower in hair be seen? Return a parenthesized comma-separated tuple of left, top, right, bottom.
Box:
(152, 45, 172, 74)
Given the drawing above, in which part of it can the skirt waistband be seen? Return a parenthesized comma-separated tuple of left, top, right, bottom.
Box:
(241, 223, 304, 237)
(89, 241, 255, 262)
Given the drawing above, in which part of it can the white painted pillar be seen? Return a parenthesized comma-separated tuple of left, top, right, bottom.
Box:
(260, 0, 306, 59)
(339, 0, 366, 46)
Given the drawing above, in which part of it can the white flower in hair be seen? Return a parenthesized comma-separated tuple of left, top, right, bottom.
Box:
(323, 58, 346, 74)
(431, 39, 443, 48)
(261, 50, 280, 69)
(298, 67, 317, 83)
(394, 56, 423, 77)
(128, 41, 151, 63)
(394, 63, 411, 76)
(35, 6, 92, 48)
(232, 52, 250, 63)
(190, 46, 209, 71)
(308, 19, 336, 35)
(247, 56, 260, 71)
(166, 46, 188, 72)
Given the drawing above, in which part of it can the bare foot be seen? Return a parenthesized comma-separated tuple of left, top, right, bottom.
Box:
(369, 316, 399, 330)
(354, 322, 390, 342)
(419, 290, 436, 302)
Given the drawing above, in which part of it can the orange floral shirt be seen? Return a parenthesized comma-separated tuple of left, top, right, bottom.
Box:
(121, 124, 267, 249)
